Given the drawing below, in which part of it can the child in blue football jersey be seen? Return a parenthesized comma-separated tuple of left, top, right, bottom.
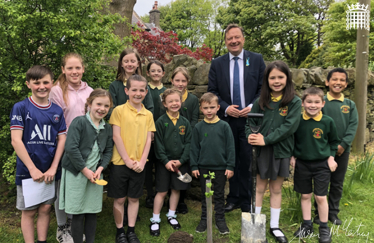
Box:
(10, 65, 67, 243)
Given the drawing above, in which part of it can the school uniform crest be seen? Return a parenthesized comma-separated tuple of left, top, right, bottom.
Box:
(279, 106, 288, 116)
(341, 105, 350, 114)
(313, 128, 323, 139)
(179, 125, 186, 135)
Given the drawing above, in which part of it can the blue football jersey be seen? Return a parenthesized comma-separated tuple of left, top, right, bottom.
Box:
(10, 97, 67, 185)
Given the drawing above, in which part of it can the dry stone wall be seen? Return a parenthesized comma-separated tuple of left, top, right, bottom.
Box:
(145, 54, 373, 201)
(144, 54, 374, 144)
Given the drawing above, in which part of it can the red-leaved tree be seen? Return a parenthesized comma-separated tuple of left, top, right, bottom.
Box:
(132, 23, 213, 63)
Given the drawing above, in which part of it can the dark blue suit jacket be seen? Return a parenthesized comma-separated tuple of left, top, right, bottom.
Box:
(208, 50, 265, 121)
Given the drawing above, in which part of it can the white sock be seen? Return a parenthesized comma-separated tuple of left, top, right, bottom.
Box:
(255, 206, 262, 214)
(151, 214, 160, 231)
(270, 207, 284, 237)
(167, 210, 178, 225)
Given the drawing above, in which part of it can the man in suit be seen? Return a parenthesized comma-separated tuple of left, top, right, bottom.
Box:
(208, 24, 265, 213)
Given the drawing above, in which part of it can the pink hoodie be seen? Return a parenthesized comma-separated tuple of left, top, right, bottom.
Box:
(49, 81, 93, 129)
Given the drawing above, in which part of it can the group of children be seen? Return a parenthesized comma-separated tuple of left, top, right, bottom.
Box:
(10, 47, 358, 243)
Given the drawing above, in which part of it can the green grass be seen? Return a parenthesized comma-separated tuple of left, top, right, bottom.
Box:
(1, 154, 374, 242)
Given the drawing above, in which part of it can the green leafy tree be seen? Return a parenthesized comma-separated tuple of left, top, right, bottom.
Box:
(318, 0, 374, 68)
(0, 0, 127, 172)
(217, 0, 332, 67)
(160, 0, 214, 49)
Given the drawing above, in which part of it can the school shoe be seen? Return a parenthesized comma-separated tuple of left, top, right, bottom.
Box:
(145, 196, 154, 209)
(195, 219, 207, 233)
(116, 232, 128, 243)
(176, 202, 188, 214)
(215, 219, 230, 235)
(293, 223, 314, 238)
(328, 214, 342, 225)
(167, 214, 181, 230)
(150, 218, 161, 236)
(224, 203, 240, 213)
(319, 226, 332, 243)
(313, 215, 321, 225)
(269, 228, 288, 243)
(127, 232, 141, 243)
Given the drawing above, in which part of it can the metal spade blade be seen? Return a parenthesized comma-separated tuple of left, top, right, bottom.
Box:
(172, 165, 192, 183)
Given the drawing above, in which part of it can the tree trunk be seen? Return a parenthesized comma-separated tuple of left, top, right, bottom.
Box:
(352, 0, 370, 154)
(109, 0, 136, 39)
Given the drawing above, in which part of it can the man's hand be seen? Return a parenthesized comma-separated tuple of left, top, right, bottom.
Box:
(290, 156, 296, 168)
(239, 106, 251, 117)
(336, 145, 345, 157)
(328, 156, 338, 172)
(192, 170, 200, 178)
(226, 105, 240, 118)
(225, 170, 234, 179)
(248, 133, 265, 146)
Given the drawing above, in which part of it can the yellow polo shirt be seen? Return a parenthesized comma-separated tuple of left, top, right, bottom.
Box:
(109, 101, 156, 165)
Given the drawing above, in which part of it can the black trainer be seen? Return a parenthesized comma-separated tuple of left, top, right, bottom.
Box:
(195, 220, 207, 233)
(145, 196, 154, 209)
(328, 214, 342, 225)
(293, 223, 314, 238)
(127, 232, 140, 243)
(319, 226, 332, 243)
(116, 232, 128, 243)
(215, 219, 230, 235)
(176, 202, 188, 214)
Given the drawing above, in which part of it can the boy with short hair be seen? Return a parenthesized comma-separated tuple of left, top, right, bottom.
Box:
(10, 65, 67, 243)
(291, 87, 340, 243)
(313, 68, 358, 225)
(190, 92, 235, 235)
(108, 74, 156, 243)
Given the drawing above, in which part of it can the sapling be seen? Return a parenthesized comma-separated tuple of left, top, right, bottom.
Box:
(204, 171, 215, 243)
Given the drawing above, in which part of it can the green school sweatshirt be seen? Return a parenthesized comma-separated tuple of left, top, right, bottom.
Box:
(154, 114, 192, 165)
(180, 93, 199, 129)
(148, 85, 166, 122)
(190, 120, 235, 171)
(293, 114, 340, 161)
(245, 95, 302, 159)
(322, 95, 358, 152)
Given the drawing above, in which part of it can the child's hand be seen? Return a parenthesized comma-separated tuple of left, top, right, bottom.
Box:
(151, 132, 155, 142)
(29, 167, 44, 183)
(81, 167, 95, 183)
(125, 159, 136, 170)
(43, 167, 57, 184)
(290, 156, 296, 168)
(192, 170, 200, 178)
(336, 145, 345, 157)
(165, 161, 174, 172)
(94, 166, 104, 180)
(328, 156, 338, 172)
(225, 170, 234, 179)
(173, 160, 182, 168)
(248, 134, 265, 146)
(133, 161, 145, 173)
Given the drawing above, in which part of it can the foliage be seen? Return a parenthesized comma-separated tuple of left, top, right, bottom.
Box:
(160, 0, 213, 49)
(132, 25, 213, 63)
(0, 0, 128, 173)
(203, 171, 215, 198)
(282, 186, 302, 222)
(2, 152, 17, 185)
(299, 44, 329, 68)
(319, 0, 374, 68)
(217, 0, 333, 67)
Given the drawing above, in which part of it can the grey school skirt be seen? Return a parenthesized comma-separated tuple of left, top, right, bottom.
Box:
(257, 145, 290, 181)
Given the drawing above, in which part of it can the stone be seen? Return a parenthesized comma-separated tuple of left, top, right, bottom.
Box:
(173, 54, 189, 67)
(192, 63, 211, 85)
(291, 68, 307, 87)
(309, 67, 325, 85)
(368, 71, 374, 86)
(194, 85, 208, 93)
(241, 213, 266, 243)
